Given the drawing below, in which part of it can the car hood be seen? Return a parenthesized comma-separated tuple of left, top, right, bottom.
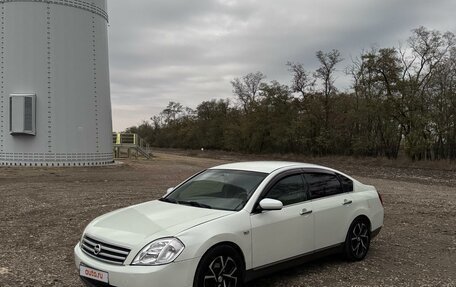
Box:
(84, 200, 233, 247)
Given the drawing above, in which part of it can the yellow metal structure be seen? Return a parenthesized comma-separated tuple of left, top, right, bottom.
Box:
(112, 133, 151, 159)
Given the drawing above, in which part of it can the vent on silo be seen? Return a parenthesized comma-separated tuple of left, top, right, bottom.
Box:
(9, 94, 36, 136)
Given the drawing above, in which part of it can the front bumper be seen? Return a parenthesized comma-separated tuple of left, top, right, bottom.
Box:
(74, 244, 198, 287)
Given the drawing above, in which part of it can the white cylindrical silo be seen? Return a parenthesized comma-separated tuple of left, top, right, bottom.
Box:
(0, 0, 113, 166)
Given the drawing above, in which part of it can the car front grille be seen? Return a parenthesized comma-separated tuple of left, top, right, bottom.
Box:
(81, 235, 130, 265)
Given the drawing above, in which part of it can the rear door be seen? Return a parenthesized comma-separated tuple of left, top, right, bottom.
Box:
(250, 173, 314, 268)
(303, 171, 353, 250)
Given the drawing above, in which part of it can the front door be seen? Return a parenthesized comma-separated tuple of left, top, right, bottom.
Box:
(250, 174, 314, 268)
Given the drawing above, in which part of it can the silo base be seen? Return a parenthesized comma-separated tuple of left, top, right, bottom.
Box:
(0, 152, 113, 167)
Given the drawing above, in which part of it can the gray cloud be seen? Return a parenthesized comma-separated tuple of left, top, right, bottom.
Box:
(107, 0, 456, 130)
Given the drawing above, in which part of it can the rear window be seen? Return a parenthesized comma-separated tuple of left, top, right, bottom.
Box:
(338, 173, 354, 192)
(304, 173, 343, 199)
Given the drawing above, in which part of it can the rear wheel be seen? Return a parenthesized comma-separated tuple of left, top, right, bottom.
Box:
(193, 245, 244, 287)
(344, 218, 370, 261)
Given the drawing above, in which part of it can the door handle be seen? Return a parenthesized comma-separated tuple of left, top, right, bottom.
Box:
(300, 209, 312, 215)
(343, 199, 353, 205)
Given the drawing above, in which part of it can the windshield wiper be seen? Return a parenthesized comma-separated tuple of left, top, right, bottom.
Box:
(159, 198, 179, 204)
(159, 198, 212, 209)
(178, 200, 212, 209)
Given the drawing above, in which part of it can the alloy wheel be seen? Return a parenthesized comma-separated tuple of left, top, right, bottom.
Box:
(350, 222, 369, 258)
(203, 255, 239, 287)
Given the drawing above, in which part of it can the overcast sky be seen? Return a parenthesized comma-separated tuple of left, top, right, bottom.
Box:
(107, 0, 455, 131)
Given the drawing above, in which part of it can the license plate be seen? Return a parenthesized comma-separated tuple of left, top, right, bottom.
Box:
(80, 265, 109, 283)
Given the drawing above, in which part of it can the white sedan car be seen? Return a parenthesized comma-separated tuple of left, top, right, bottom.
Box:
(75, 161, 384, 287)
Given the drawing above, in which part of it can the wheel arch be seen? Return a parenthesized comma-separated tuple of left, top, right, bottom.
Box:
(350, 214, 372, 233)
(193, 241, 247, 287)
(199, 241, 247, 270)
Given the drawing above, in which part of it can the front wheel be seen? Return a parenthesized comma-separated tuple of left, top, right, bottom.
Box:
(193, 245, 244, 287)
(344, 218, 371, 261)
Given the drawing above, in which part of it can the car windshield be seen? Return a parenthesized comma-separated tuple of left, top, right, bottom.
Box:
(162, 169, 267, 211)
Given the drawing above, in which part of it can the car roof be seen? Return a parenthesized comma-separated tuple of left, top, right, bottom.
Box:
(209, 161, 326, 174)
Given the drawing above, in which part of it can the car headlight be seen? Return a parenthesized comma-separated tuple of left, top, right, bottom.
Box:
(132, 237, 185, 266)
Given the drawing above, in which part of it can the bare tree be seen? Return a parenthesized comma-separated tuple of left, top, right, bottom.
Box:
(314, 49, 343, 128)
(287, 62, 314, 98)
(161, 101, 184, 124)
(406, 26, 455, 92)
(231, 71, 266, 112)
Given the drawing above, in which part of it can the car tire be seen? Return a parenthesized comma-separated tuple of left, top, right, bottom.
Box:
(193, 245, 245, 287)
(344, 218, 371, 261)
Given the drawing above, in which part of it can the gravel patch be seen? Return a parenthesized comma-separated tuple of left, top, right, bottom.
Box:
(0, 152, 454, 287)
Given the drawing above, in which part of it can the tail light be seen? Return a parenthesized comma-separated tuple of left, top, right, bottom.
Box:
(377, 191, 384, 206)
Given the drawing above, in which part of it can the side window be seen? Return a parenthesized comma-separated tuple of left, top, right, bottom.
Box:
(304, 173, 342, 199)
(338, 173, 354, 192)
(265, 174, 307, 206)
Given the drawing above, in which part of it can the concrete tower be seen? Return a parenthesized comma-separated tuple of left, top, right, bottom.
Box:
(0, 0, 113, 166)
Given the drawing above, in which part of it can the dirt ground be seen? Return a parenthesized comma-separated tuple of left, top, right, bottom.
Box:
(0, 151, 455, 287)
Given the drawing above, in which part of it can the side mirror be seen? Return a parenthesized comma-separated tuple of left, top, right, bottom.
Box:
(165, 187, 174, 195)
(259, 198, 283, 211)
